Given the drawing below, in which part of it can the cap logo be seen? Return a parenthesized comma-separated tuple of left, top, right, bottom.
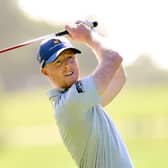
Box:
(49, 39, 62, 51)
(53, 39, 60, 44)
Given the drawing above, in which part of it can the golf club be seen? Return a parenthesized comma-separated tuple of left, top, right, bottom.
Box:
(0, 21, 98, 54)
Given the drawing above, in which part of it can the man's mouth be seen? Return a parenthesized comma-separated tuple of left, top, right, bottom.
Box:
(64, 71, 73, 77)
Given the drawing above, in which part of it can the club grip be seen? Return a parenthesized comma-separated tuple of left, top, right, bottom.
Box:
(55, 21, 98, 36)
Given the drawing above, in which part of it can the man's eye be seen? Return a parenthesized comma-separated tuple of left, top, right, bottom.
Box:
(55, 60, 61, 64)
(54, 60, 61, 66)
(68, 56, 73, 59)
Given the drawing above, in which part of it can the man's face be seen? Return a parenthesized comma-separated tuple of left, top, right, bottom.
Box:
(41, 49, 80, 89)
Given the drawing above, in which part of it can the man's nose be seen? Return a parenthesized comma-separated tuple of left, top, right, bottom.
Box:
(65, 57, 73, 65)
(63, 58, 71, 68)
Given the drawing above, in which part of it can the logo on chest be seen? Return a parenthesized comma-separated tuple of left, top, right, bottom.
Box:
(75, 81, 85, 93)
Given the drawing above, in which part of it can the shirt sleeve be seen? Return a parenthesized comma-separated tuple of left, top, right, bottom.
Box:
(56, 75, 101, 114)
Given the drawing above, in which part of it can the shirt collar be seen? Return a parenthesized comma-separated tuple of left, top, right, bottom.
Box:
(47, 87, 67, 100)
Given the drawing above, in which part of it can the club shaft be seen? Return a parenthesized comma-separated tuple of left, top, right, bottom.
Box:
(0, 34, 53, 53)
(0, 21, 98, 54)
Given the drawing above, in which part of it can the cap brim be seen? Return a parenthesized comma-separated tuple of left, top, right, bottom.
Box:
(45, 47, 81, 64)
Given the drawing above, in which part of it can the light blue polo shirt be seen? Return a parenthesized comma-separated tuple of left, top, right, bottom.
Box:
(48, 76, 134, 168)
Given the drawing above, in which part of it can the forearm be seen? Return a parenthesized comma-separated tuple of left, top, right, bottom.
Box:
(85, 31, 121, 64)
(65, 22, 121, 64)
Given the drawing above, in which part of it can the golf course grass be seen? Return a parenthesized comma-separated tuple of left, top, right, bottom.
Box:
(0, 86, 168, 167)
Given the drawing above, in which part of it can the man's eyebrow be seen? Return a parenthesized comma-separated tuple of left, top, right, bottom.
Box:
(53, 57, 61, 63)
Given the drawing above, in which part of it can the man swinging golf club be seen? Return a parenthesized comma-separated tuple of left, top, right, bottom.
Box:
(37, 20, 134, 168)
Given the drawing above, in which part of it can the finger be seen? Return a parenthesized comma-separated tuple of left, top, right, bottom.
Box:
(65, 25, 73, 34)
(75, 20, 84, 25)
(64, 25, 75, 39)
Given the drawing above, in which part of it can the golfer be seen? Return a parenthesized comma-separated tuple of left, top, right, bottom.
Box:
(37, 21, 134, 168)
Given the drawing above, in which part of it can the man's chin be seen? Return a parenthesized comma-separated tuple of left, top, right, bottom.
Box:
(64, 78, 78, 88)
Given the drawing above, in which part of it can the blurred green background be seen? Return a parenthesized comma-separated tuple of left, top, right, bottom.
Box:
(0, 0, 168, 168)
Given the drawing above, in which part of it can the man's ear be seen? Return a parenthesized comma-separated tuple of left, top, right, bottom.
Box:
(40, 67, 48, 76)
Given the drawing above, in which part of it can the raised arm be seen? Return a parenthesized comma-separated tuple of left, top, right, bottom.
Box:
(101, 65, 127, 107)
(65, 22, 122, 97)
